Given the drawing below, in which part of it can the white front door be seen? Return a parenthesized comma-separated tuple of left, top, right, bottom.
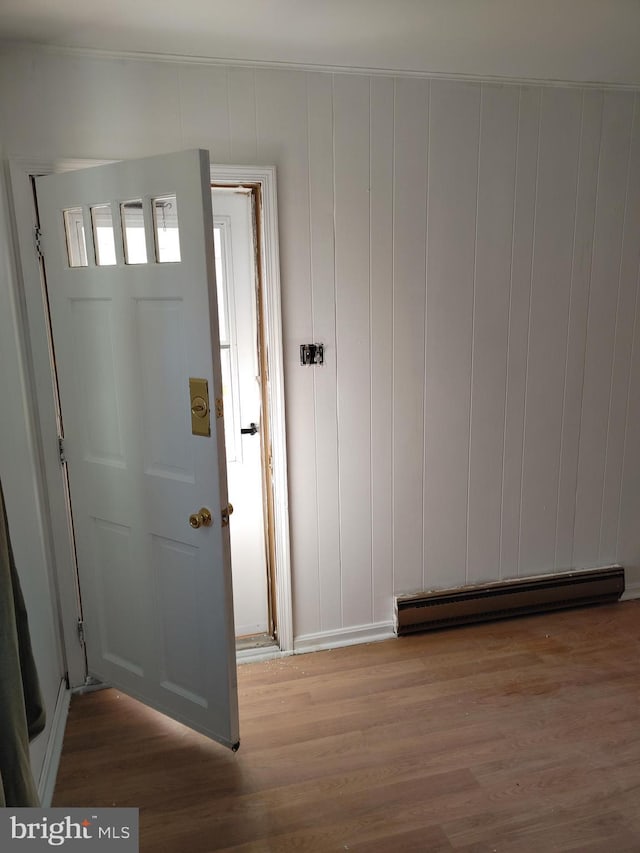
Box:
(213, 188, 269, 638)
(35, 150, 239, 749)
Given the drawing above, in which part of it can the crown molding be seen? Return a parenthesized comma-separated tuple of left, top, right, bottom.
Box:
(2, 39, 640, 92)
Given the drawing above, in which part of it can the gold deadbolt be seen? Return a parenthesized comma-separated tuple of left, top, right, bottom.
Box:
(221, 503, 234, 528)
(189, 507, 213, 529)
(191, 396, 208, 418)
(189, 378, 211, 437)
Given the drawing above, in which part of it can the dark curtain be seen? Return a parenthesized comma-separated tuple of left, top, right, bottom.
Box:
(0, 480, 46, 807)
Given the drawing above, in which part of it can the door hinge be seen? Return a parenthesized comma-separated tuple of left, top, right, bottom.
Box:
(58, 436, 66, 464)
(77, 619, 85, 646)
(34, 225, 43, 259)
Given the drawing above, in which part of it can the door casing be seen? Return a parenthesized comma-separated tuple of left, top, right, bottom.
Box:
(8, 157, 293, 688)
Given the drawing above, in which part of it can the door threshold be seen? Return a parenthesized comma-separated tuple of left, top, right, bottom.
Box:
(236, 634, 281, 664)
(236, 632, 274, 650)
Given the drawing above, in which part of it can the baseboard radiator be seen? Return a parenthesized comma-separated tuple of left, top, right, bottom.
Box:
(395, 566, 625, 636)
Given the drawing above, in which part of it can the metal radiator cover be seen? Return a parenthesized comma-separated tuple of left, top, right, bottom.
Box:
(396, 566, 625, 635)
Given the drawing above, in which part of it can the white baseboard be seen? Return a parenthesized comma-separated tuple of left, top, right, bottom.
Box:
(37, 680, 70, 807)
(236, 645, 292, 664)
(293, 621, 396, 654)
(235, 622, 396, 663)
(622, 583, 640, 601)
(621, 565, 640, 600)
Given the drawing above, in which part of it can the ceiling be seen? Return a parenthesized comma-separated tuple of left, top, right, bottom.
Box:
(1, 0, 639, 86)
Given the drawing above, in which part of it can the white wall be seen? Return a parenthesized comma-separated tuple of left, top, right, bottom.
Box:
(1, 46, 639, 650)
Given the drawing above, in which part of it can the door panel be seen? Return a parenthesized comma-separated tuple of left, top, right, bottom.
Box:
(136, 298, 194, 480)
(35, 150, 239, 749)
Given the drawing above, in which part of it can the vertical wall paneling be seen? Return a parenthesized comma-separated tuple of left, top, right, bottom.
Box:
(573, 91, 634, 567)
(333, 75, 372, 627)
(307, 72, 341, 631)
(369, 77, 395, 623)
(619, 284, 640, 579)
(519, 88, 582, 577)
(618, 95, 640, 577)
(554, 91, 603, 570)
(4, 48, 640, 641)
(255, 70, 319, 634)
(601, 96, 640, 562)
(500, 87, 541, 578)
(392, 78, 429, 593)
(424, 80, 480, 589)
(466, 84, 519, 584)
(177, 66, 231, 160)
(228, 68, 258, 163)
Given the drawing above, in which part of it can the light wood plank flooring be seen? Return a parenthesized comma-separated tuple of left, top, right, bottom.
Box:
(53, 601, 640, 851)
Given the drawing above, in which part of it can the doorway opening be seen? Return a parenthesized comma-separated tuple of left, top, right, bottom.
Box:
(211, 184, 276, 650)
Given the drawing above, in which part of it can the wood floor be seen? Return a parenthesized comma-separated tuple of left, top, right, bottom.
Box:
(53, 601, 640, 852)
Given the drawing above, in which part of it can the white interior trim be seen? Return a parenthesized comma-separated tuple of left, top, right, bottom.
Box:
(2, 40, 640, 91)
(240, 622, 396, 660)
(236, 645, 292, 665)
(294, 622, 396, 654)
(8, 155, 293, 691)
(36, 679, 70, 807)
(211, 165, 293, 653)
(622, 566, 640, 601)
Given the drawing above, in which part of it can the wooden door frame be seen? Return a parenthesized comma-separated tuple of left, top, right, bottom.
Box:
(210, 166, 293, 654)
(7, 156, 293, 689)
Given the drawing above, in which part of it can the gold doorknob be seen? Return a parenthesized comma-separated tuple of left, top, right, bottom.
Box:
(189, 507, 213, 529)
(221, 503, 234, 527)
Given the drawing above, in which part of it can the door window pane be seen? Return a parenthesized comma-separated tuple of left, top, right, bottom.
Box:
(121, 200, 147, 264)
(214, 226, 228, 343)
(63, 207, 88, 267)
(213, 219, 240, 463)
(91, 204, 117, 266)
(220, 347, 238, 463)
(153, 195, 181, 263)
